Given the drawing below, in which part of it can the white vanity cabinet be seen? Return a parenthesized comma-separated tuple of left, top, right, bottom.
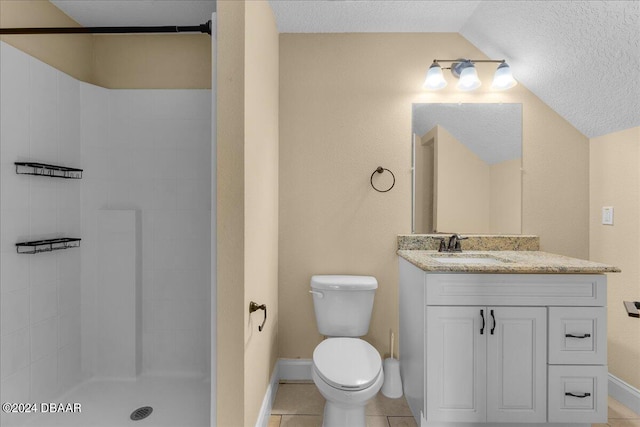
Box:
(427, 306, 547, 423)
(399, 257, 609, 427)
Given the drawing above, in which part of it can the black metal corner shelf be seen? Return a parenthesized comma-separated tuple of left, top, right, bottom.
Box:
(16, 238, 81, 254)
(15, 162, 83, 179)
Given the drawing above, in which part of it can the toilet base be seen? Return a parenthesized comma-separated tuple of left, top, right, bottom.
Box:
(312, 365, 384, 427)
(322, 401, 367, 427)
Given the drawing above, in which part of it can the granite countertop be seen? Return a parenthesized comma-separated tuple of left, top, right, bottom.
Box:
(397, 250, 621, 274)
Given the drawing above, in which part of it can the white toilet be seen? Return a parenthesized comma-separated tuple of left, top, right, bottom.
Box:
(309, 275, 384, 427)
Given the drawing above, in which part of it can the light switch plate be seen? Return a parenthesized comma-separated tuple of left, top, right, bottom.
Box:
(602, 207, 614, 225)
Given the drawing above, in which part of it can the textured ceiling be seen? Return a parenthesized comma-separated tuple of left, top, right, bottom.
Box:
(50, 0, 215, 27)
(460, 1, 640, 138)
(49, 0, 639, 138)
(268, 1, 482, 33)
(270, 0, 640, 138)
(413, 103, 522, 165)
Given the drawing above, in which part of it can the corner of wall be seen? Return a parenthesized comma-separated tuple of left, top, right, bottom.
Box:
(244, 0, 280, 425)
(216, 1, 246, 426)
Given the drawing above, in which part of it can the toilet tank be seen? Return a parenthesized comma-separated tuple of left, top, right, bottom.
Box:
(310, 275, 378, 337)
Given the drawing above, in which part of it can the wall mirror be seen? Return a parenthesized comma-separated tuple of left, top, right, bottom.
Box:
(412, 103, 522, 234)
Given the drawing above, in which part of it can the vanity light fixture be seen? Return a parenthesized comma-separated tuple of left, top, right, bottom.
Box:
(423, 59, 517, 91)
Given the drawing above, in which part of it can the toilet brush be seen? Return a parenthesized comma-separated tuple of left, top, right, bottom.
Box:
(381, 332, 403, 398)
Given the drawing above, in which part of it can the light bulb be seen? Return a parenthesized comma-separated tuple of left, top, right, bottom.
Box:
(457, 65, 481, 91)
(491, 62, 517, 90)
(423, 62, 447, 90)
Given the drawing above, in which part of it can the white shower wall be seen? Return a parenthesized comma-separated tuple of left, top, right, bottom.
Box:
(80, 85, 212, 378)
(1, 42, 211, 425)
(0, 42, 82, 423)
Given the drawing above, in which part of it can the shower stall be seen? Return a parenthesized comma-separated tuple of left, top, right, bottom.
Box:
(0, 13, 216, 427)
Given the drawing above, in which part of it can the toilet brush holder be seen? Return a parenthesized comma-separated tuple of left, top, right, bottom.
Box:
(381, 357, 403, 398)
(381, 332, 402, 398)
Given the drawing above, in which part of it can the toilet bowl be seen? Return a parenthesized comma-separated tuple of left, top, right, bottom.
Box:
(312, 337, 384, 427)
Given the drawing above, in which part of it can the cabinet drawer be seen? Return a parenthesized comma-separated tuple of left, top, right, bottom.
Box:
(549, 307, 607, 364)
(425, 274, 607, 306)
(548, 365, 608, 423)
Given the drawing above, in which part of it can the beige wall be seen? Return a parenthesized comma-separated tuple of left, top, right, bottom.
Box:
(0, 0, 93, 82)
(244, 0, 279, 425)
(279, 33, 590, 359)
(590, 126, 640, 390)
(216, 1, 245, 425)
(0, 0, 210, 89)
(217, 1, 279, 425)
(435, 125, 491, 234)
(490, 158, 522, 234)
(92, 34, 211, 89)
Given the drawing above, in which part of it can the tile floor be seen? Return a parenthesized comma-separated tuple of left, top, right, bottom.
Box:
(270, 382, 415, 427)
(270, 382, 640, 427)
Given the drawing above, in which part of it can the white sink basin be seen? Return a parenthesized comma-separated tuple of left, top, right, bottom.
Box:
(431, 255, 508, 265)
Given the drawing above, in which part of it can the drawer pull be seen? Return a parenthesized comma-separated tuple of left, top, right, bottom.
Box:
(565, 333, 591, 339)
(565, 392, 591, 398)
(480, 309, 485, 335)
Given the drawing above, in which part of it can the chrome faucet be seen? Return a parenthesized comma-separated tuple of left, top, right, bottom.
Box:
(447, 234, 468, 252)
(437, 234, 468, 252)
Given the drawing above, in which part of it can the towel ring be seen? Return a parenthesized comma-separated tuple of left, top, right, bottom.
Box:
(370, 166, 395, 193)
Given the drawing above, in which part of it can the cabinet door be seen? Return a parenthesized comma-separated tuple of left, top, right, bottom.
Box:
(487, 307, 547, 423)
(426, 306, 487, 422)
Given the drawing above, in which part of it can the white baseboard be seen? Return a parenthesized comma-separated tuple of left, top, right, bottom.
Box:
(609, 372, 640, 415)
(255, 359, 312, 426)
(277, 358, 313, 381)
(255, 362, 280, 427)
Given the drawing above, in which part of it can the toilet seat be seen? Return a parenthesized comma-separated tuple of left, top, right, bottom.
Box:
(312, 338, 382, 391)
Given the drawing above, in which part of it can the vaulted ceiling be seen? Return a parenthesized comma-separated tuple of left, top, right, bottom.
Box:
(51, 0, 640, 138)
(269, 0, 640, 139)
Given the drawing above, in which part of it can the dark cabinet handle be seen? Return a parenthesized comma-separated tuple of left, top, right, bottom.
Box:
(480, 309, 485, 335)
(490, 309, 496, 335)
(249, 301, 267, 332)
(565, 333, 591, 338)
(565, 392, 591, 398)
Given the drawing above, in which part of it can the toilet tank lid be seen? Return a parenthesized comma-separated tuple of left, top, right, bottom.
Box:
(310, 275, 378, 290)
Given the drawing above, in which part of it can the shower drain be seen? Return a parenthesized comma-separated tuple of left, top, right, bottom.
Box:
(130, 406, 153, 421)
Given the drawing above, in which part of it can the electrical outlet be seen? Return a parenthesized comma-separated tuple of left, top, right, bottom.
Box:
(602, 207, 614, 225)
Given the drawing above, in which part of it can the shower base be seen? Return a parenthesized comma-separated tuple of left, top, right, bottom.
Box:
(17, 376, 210, 427)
